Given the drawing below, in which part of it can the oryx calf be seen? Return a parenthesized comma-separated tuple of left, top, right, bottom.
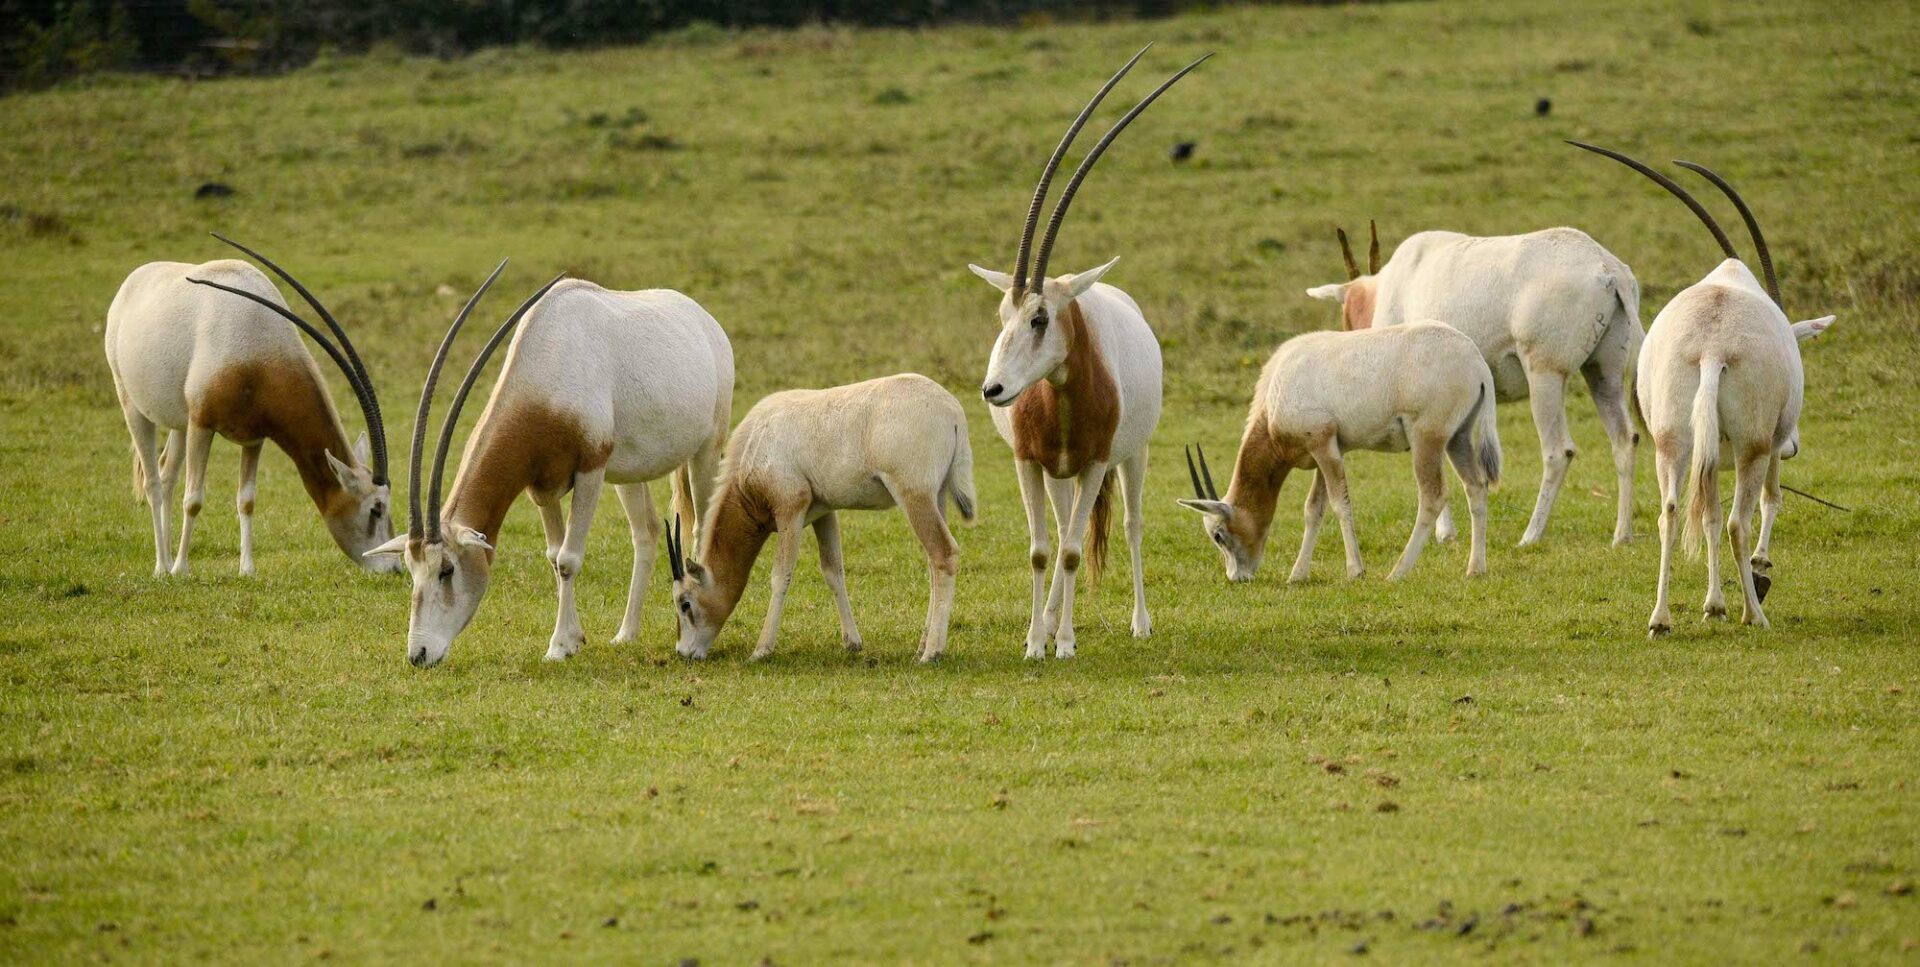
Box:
(668, 374, 977, 662)
(368, 267, 733, 667)
(1570, 142, 1835, 635)
(1306, 222, 1643, 547)
(1180, 323, 1502, 582)
(105, 235, 396, 576)
(971, 45, 1208, 659)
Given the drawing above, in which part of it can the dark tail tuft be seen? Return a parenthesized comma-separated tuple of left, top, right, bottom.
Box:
(1086, 471, 1114, 584)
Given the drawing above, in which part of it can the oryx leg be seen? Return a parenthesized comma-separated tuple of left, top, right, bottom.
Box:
(1649, 433, 1686, 636)
(813, 511, 863, 653)
(686, 432, 724, 545)
(1048, 462, 1110, 660)
(1446, 426, 1491, 577)
(1115, 447, 1151, 638)
(611, 482, 659, 645)
(1752, 452, 1783, 576)
(1288, 470, 1329, 584)
(1042, 474, 1074, 639)
(235, 443, 261, 575)
(545, 467, 604, 661)
(894, 489, 959, 662)
(122, 402, 170, 577)
(1728, 451, 1770, 629)
(1518, 365, 1574, 547)
(1310, 441, 1364, 580)
(1584, 357, 1638, 546)
(1698, 454, 1727, 622)
(168, 427, 210, 577)
(750, 508, 809, 662)
(1016, 459, 1051, 660)
(1389, 433, 1449, 581)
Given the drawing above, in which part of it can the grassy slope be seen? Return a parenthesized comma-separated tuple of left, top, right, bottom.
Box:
(2, 0, 1917, 962)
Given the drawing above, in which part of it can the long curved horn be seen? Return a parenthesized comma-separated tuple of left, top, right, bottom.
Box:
(426, 273, 568, 543)
(1565, 140, 1737, 261)
(409, 260, 509, 541)
(1367, 219, 1381, 275)
(1674, 160, 1780, 308)
(1195, 443, 1219, 500)
(1012, 43, 1153, 296)
(208, 234, 388, 484)
(1336, 227, 1360, 281)
(1030, 52, 1213, 287)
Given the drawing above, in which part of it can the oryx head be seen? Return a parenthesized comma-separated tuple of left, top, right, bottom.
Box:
(664, 514, 723, 659)
(1175, 444, 1262, 582)
(1304, 220, 1383, 331)
(972, 45, 1210, 407)
(366, 263, 567, 668)
(188, 234, 400, 572)
(1566, 141, 1836, 342)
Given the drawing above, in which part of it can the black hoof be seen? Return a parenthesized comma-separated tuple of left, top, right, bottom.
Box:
(1753, 572, 1772, 604)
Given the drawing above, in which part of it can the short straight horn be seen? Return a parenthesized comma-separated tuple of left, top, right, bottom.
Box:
(1367, 219, 1381, 275)
(1336, 227, 1361, 281)
(664, 515, 685, 582)
(1195, 443, 1219, 500)
(1186, 445, 1207, 500)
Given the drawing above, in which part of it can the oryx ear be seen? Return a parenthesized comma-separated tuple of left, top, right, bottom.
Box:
(1063, 257, 1120, 300)
(968, 264, 1015, 292)
(352, 431, 371, 465)
(1305, 283, 1349, 303)
(454, 528, 493, 552)
(1176, 498, 1234, 517)
(1791, 315, 1835, 342)
(685, 560, 707, 583)
(324, 448, 357, 488)
(365, 533, 408, 560)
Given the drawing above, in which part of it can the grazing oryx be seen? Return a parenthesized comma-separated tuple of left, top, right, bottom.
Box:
(1305, 222, 1643, 547)
(105, 234, 396, 576)
(667, 374, 977, 662)
(367, 265, 734, 668)
(970, 45, 1207, 659)
(1569, 141, 1834, 635)
(1180, 323, 1501, 583)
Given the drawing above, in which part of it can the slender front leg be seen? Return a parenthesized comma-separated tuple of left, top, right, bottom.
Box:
(536, 496, 566, 568)
(896, 492, 959, 662)
(546, 468, 603, 661)
(1728, 453, 1769, 628)
(1649, 437, 1685, 636)
(170, 425, 214, 577)
(1584, 360, 1638, 546)
(235, 443, 261, 575)
(1015, 460, 1052, 660)
(813, 512, 863, 653)
(1312, 443, 1365, 579)
(1115, 448, 1151, 638)
(611, 482, 658, 645)
(751, 512, 807, 661)
(1050, 461, 1110, 660)
(1042, 474, 1075, 642)
(1289, 470, 1329, 583)
(1388, 435, 1448, 581)
(1518, 364, 1573, 547)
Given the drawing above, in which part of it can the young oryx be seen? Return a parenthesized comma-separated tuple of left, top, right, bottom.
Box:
(1569, 141, 1834, 635)
(105, 235, 396, 576)
(367, 265, 734, 668)
(1179, 323, 1501, 583)
(666, 374, 977, 662)
(1305, 222, 1642, 547)
(969, 46, 1208, 659)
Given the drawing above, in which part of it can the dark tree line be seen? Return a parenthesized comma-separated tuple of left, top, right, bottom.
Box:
(2, 0, 1254, 92)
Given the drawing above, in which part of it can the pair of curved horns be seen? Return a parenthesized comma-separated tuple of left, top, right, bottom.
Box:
(664, 514, 686, 582)
(407, 263, 567, 543)
(187, 234, 389, 484)
(1335, 220, 1381, 280)
(1010, 45, 1213, 295)
(1185, 445, 1218, 501)
(1566, 140, 1780, 308)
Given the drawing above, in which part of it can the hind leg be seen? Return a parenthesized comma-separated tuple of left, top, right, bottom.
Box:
(1752, 452, 1783, 577)
(1698, 460, 1727, 621)
(1728, 452, 1769, 628)
(1583, 358, 1638, 546)
(169, 425, 215, 577)
(1310, 442, 1365, 580)
(895, 490, 959, 662)
(611, 482, 659, 645)
(155, 429, 186, 571)
(1446, 429, 1490, 577)
(236, 443, 261, 575)
(122, 403, 170, 577)
(687, 433, 724, 545)
(1116, 448, 1151, 638)
(1649, 433, 1687, 636)
(1389, 434, 1449, 581)
(1518, 365, 1574, 547)
(813, 511, 863, 653)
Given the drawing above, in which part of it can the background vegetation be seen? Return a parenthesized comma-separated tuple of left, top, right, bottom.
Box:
(2, 0, 1916, 962)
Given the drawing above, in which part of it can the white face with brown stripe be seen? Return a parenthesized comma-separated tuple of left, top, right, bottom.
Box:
(367, 524, 493, 667)
(969, 258, 1118, 406)
(319, 434, 401, 573)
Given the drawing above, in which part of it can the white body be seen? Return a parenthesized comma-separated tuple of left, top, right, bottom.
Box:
(105, 259, 393, 576)
(673, 374, 976, 661)
(1309, 228, 1643, 546)
(375, 280, 734, 667)
(1637, 259, 1833, 634)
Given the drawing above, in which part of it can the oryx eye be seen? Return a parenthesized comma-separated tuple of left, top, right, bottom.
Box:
(439, 563, 454, 582)
(1212, 530, 1227, 546)
(678, 599, 692, 614)
(1030, 312, 1048, 331)
(370, 503, 384, 520)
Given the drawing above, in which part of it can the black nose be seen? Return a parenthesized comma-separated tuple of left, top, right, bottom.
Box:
(408, 650, 428, 668)
(982, 383, 1002, 401)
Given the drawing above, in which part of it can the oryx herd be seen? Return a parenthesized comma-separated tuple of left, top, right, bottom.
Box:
(102, 47, 1835, 665)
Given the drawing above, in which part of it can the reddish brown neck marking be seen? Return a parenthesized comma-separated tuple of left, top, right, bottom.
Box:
(192, 358, 355, 516)
(444, 399, 608, 552)
(1010, 299, 1120, 478)
(1223, 412, 1297, 550)
(1343, 279, 1378, 331)
(695, 479, 775, 622)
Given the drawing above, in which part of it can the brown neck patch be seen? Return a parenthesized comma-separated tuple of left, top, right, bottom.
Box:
(1010, 299, 1120, 478)
(445, 398, 610, 549)
(695, 479, 774, 624)
(192, 357, 355, 515)
(1222, 411, 1303, 552)
(1343, 278, 1378, 331)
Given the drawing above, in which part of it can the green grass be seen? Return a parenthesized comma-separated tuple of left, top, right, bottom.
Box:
(2, 0, 1918, 962)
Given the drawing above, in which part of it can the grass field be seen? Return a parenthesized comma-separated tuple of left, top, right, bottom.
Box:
(3, 0, 1918, 962)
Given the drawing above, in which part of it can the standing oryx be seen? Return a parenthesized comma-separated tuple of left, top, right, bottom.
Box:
(667, 374, 976, 662)
(1179, 323, 1501, 583)
(105, 235, 397, 576)
(970, 46, 1206, 660)
(1569, 141, 1834, 635)
(1305, 222, 1643, 547)
(368, 265, 733, 668)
